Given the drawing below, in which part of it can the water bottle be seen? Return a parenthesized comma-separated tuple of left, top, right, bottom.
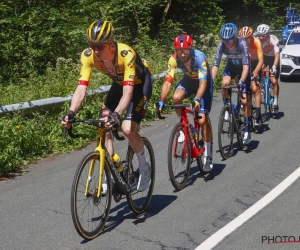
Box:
(233, 104, 238, 118)
(110, 153, 124, 172)
(193, 129, 198, 141)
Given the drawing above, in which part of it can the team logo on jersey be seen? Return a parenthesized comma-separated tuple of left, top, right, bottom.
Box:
(127, 56, 135, 68)
(264, 43, 273, 53)
(135, 96, 146, 112)
(201, 61, 207, 70)
(84, 48, 92, 57)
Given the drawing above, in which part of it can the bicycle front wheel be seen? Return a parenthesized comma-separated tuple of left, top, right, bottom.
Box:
(71, 151, 112, 240)
(218, 105, 234, 160)
(126, 137, 155, 214)
(168, 123, 191, 190)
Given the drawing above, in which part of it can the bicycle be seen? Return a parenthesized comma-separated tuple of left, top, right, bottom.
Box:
(260, 70, 274, 119)
(250, 77, 267, 133)
(65, 117, 155, 240)
(217, 85, 246, 160)
(157, 104, 213, 190)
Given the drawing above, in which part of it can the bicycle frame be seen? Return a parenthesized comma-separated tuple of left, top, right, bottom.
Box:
(224, 86, 243, 132)
(261, 70, 273, 106)
(68, 121, 132, 198)
(174, 106, 205, 159)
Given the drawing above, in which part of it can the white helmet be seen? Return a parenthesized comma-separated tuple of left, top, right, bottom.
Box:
(256, 24, 270, 35)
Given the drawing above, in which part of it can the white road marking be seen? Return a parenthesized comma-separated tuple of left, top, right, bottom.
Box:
(196, 166, 300, 250)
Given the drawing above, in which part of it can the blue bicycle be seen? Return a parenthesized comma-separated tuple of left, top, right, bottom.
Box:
(260, 70, 274, 120)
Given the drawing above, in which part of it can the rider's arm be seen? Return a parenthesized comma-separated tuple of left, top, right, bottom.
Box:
(195, 57, 209, 99)
(240, 38, 250, 83)
(211, 66, 218, 82)
(160, 81, 172, 101)
(195, 79, 207, 100)
(273, 51, 280, 68)
(271, 35, 280, 68)
(253, 38, 264, 76)
(160, 55, 177, 100)
(211, 41, 223, 81)
(240, 64, 250, 83)
(69, 85, 87, 113)
(113, 47, 136, 116)
(70, 49, 93, 112)
(114, 85, 133, 116)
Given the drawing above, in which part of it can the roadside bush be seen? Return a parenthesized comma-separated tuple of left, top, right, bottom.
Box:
(0, 34, 222, 176)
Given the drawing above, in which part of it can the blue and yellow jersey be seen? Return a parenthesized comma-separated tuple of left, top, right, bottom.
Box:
(165, 49, 211, 84)
(78, 42, 150, 86)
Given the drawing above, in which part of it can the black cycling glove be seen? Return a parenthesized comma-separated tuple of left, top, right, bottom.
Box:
(107, 112, 120, 128)
(60, 110, 75, 122)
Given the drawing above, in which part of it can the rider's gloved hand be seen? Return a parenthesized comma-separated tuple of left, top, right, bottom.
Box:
(60, 110, 75, 128)
(271, 65, 277, 74)
(191, 97, 201, 111)
(156, 98, 165, 110)
(237, 80, 246, 92)
(107, 112, 120, 129)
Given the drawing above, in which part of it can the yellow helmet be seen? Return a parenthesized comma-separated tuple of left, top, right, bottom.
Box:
(86, 20, 114, 44)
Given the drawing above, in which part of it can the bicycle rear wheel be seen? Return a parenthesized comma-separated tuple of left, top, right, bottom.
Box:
(126, 137, 155, 214)
(168, 123, 191, 190)
(197, 116, 213, 174)
(71, 151, 112, 240)
(218, 105, 234, 160)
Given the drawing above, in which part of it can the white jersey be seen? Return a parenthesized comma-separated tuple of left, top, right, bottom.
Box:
(260, 35, 280, 57)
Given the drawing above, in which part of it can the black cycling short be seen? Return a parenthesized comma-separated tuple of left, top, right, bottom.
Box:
(104, 68, 152, 124)
(263, 55, 280, 79)
(222, 63, 252, 94)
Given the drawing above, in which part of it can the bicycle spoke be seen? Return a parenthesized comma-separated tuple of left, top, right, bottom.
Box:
(71, 152, 112, 240)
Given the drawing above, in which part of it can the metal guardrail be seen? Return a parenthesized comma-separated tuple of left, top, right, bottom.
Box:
(0, 69, 182, 117)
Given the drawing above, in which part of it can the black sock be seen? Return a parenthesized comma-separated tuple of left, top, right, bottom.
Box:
(255, 107, 261, 119)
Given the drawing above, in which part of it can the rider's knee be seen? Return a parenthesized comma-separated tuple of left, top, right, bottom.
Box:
(198, 114, 207, 126)
(172, 93, 183, 103)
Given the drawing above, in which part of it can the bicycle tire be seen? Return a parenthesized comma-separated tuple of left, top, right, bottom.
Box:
(168, 123, 191, 190)
(268, 87, 274, 118)
(126, 137, 155, 214)
(251, 102, 256, 133)
(260, 86, 268, 123)
(71, 151, 112, 240)
(261, 102, 267, 123)
(236, 120, 246, 150)
(197, 116, 213, 174)
(218, 105, 234, 160)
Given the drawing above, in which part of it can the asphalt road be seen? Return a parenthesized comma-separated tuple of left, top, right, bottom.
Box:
(1, 78, 300, 250)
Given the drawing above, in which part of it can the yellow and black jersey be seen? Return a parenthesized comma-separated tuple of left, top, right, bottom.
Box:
(78, 42, 150, 86)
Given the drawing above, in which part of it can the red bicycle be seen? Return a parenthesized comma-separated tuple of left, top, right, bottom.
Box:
(157, 104, 213, 190)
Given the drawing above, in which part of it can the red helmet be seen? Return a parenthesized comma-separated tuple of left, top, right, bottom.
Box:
(173, 34, 193, 49)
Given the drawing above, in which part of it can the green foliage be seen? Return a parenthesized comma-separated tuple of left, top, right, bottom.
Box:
(0, 0, 296, 175)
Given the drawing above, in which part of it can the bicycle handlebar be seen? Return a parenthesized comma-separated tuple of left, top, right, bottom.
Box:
(63, 118, 125, 141)
(156, 103, 191, 120)
(215, 85, 246, 99)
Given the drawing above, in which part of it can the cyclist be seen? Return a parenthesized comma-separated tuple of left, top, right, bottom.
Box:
(256, 24, 280, 114)
(60, 20, 152, 192)
(239, 26, 264, 128)
(156, 34, 214, 172)
(211, 23, 252, 144)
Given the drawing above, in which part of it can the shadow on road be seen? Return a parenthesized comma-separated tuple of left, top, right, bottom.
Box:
(273, 111, 284, 120)
(80, 194, 177, 241)
(203, 163, 226, 181)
